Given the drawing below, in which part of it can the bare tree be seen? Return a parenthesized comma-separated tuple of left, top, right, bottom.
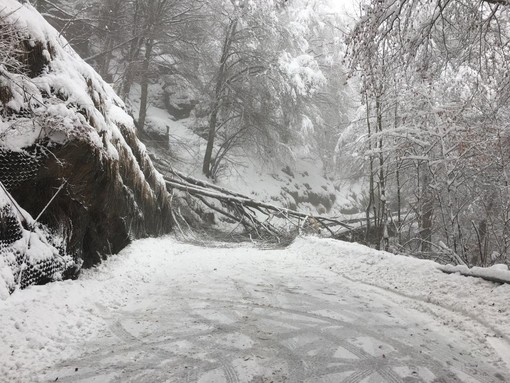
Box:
(346, 0, 510, 264)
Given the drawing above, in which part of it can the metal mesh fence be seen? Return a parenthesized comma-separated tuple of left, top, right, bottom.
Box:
(0, 148, 75, 294)
(0, 147, 44, 190)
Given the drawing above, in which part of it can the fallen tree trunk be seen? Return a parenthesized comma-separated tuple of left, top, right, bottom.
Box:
(438, 264, 510, 285)
(165, 180, 351, 228)
(162, 168, 353, 241)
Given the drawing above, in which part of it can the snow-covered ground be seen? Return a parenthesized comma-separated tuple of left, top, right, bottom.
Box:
(1, 236, 509, 382)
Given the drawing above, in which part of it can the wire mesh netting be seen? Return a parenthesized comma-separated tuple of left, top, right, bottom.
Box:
(0, 147, 45, 190)
(0, 148, 75, 295)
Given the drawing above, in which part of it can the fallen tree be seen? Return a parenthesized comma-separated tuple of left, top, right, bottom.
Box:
(158, 163, 353, 242)
(438, 264, 510, 285)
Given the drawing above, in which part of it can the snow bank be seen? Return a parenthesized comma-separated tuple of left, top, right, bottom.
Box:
(289, 236, 510, 341)
(0, 237, 176, 381)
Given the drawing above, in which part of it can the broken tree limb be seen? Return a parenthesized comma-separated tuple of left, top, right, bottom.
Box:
(170, 168, 260, 200)
(149, 153, 353, 241)
(167, 168, 350, 229)
(155, 158, 352, 225)
(165, 179, 352, 229)
(438, 265, 510, 285)
(163, 171, 354, 241)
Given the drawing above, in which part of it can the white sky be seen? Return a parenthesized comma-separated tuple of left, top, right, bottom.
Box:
(328, 0, 359, 16)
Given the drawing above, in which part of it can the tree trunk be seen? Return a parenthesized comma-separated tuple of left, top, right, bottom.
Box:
(478, 193, 494, 265)
(120, 2, 142, 99)
(202, 20, 237, 178)
(420, 166, 433, 252)
(137, 39, 153, 132)
(203, 106, 219, 178)
(364, 92, 375, 245)
(376, 94, 387, 251)
(99, 37, 113, 80)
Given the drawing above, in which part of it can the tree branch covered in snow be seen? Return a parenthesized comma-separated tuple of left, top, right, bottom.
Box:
(439, 264, 510, 284)
(163, 168, 352, 241)
(342, 0, 510, 265)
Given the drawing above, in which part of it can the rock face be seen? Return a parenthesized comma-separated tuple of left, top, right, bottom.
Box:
(0, 0, 172, 292)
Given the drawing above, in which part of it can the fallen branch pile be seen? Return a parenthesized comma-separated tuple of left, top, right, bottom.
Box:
(161, 166, 352, 242)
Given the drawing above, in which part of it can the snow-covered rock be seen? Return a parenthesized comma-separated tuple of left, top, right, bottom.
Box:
(0, 0, 173, 294)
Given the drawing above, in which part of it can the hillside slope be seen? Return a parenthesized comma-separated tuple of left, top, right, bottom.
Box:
(0, 1, 172, 294)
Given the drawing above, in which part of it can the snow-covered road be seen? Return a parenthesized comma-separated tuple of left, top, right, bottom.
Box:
(1, 237, 510, 382)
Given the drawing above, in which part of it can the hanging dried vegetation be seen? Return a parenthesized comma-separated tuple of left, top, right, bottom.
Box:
(0, 1, 173, 279)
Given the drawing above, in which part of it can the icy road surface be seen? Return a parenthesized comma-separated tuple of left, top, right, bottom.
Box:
(1, 237, 510, 382)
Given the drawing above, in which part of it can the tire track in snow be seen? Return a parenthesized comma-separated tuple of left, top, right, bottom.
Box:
(35, 246, 510, 383)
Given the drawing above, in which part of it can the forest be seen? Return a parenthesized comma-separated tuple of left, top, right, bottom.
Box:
(2, 1, 510, 381)
(37, 0, 509, 267)
(344, 0, 510, 266)
(1, 0, 510, 286)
